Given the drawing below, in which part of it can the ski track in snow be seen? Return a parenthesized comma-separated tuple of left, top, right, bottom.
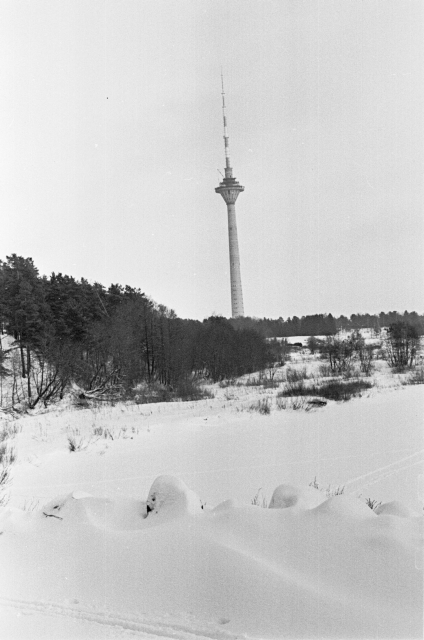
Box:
(345, 448, 424, 492)
(0, 597, 244, 640)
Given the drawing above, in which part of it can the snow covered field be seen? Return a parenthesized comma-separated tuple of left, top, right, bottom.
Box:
(0, 371, 423, 639)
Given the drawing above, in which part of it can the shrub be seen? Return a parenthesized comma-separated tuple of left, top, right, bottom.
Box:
(244, 370, 282, 388)
(285, 367, 309, 383)
(276, 396, 313, 411)
(131, 379, 214, 403)
(402, 367, 424, 386)
(385, 322, 419, 369)
(218, 379, 236, 388)
(317, 364, 334, 378)
(322, 336, 356, 374)
(358, 343, 376, 376)
(307, 336, 326, 355)
(132, 382, 172, 404)
(0, 442, 16, 506)
(0, 422, 21, 443)
(0, 442, 16, 466)
(173, 378, 214, 401)
(249, 398, 271, 415)
(279, 379, 373, 402)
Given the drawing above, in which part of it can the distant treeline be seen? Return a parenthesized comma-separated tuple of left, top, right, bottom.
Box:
(230, 311, 424, 338)
(0, 255, 270, 405)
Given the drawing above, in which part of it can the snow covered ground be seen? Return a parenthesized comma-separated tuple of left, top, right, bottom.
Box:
(0, 369, 423, 638)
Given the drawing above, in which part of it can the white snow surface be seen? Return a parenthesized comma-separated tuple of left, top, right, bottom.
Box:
(0, 381, 423, 639)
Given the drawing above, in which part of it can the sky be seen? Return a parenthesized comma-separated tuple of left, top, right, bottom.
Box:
(1, 0, 423, 321)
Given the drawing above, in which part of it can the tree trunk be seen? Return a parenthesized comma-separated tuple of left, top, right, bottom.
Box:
(26, 345, 32, 400)
(19, 340, 26, 378)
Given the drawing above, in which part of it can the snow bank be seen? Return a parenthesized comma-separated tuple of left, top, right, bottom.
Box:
(269, 483, 326, 510)
(0, 478, 422, 639)
(375, 500, 421, 518)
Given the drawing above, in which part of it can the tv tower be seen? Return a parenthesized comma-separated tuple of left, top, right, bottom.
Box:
(215, 74, 245, 318)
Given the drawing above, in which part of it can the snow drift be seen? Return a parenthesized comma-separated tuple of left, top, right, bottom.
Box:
(0, 383, 423, 638)
(0, 474, 422, 639)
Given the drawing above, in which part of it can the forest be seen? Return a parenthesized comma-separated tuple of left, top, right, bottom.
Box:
(0, 254, 423, 408)
(0, 255, 270, 407)
(229, 310, 424, 338)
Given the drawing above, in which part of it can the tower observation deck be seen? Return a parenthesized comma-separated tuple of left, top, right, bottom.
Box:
(215, 76, 245, 318)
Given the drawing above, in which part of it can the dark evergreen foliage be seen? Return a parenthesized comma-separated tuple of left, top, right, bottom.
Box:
(0, 256, 271, 403)
(229, 310, 424, 338)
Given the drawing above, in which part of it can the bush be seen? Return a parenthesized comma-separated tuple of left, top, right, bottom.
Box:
(0, 442, 16, 506)
(173, 378, 214, 401)
(244, 371, 281, 388)
(131, 379, 214, 404)
(276, 396, 313, 411)
(132, 382, 172, 404)
(279, 379, 373, 402)
(285, 367, 309, 383)
(322, 336, 356, 374)
(249, 398, 271, 414)
(401, 366, 424, 386)
(317, 364, 334, 378)
(307, 336, 324, 354)
(385, 322, 419, 370)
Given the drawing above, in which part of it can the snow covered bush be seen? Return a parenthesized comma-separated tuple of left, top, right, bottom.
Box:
(145, 475, 204, 518)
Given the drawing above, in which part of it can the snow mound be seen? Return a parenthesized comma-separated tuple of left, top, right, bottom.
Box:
(146, 475, 204, 517)
(375, 500, 420, 518)
(213, 498, 241, 512)
(1, 479, 423, 639)
(311, 494, 377, 518)
(42, 493, 88, 522)
(41, 493, 148, 529)
(269, 483, 327, 510)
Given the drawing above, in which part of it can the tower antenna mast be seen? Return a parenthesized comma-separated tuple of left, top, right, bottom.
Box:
(221, 72, 232, 173)
(215, 73, 245, 318)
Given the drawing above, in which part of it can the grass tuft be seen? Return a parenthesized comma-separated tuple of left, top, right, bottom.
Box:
(251, 488, 268, 508)
(276, 396, 313, 411)
(309, 477, 345, 497)
(365, 498, 382, 511)
(249, 398, 271, 415)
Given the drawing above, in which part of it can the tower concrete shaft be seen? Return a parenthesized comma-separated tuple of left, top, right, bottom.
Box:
(226, 202, 244, 317)
(215, 75, 245, 318)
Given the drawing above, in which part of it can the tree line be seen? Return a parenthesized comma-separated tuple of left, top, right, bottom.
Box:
(0, 255, 270, 407)
(1, 254, 422, 408)
(229, 310, 424, 338)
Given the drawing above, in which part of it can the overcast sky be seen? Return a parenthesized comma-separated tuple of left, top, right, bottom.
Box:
(1, 0, 422, 320)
